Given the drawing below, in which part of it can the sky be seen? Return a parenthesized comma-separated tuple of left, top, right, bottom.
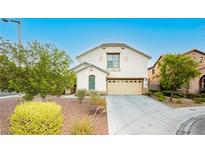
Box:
(1, 18, 205, 67)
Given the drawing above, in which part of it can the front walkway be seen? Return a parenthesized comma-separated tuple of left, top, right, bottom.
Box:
(106, 95, 205, 135)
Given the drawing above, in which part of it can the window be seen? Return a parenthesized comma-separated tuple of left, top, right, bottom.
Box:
(200, 57, 203, 63)
(88, 75, 95, 90)
(107, 53, 120, 68)
(152, 68, 155, 74)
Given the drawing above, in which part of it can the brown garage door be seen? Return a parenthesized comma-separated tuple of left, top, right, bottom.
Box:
(107, 79, 143, 95)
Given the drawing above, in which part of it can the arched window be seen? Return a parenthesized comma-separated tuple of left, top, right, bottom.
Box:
(200, 75, 205, 92)
(89, 75, 95, 90)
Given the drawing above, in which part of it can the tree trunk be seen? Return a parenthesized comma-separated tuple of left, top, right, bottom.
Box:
(185, 88, 189, 98)
(41, 96, 47, 102)
(170, 90, 174, 102)
(185, 82, 189, 98)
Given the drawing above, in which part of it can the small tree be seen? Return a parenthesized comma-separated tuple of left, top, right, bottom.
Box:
(68, 71, 77, 92)
(76, 89, 87, 103)
(159, 54, 200, 101)
(0, 38, 20, 92)
(0, 38, 75, 101)
(0, 53, 16, 92)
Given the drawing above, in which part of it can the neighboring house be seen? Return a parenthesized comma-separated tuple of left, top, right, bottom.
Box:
(148, 49, 205, 94)
(72, 43, 151, 95)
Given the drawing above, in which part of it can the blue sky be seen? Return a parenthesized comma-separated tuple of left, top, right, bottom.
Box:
(1, 18, 205, 67)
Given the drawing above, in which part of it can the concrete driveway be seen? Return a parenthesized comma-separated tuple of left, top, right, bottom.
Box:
(106, 95, 205, 135)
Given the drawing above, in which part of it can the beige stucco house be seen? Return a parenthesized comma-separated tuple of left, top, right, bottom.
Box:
(148, 49, 205, 94)
(72, 43, 151, 95)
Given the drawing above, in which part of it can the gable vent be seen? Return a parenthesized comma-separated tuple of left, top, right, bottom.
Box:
(121, 45, 125, 49)
(102, 45, 106, 49)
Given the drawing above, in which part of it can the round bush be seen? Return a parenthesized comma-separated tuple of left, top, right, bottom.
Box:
(9, 102, 63, 135)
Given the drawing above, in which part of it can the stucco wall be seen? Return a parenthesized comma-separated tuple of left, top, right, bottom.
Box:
(77, 46, 150, 79)
(148, 58, 162, 90)
(76, 66, 107, 92)
(189, 68, 205, 93)
(186, 51, 205, 93)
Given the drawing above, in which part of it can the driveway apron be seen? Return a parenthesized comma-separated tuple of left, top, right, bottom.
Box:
(106, 95, 205, 135)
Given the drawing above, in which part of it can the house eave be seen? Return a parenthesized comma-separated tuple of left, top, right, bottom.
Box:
(76, 43, 152, 60)
(74, 63, 108, 74)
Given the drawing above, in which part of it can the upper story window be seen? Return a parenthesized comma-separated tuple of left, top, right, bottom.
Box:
(107, 53, 120, 68)
(199, 57, 203, 63)
(152, 68, 155, 74)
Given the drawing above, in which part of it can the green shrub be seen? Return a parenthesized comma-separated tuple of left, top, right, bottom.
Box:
(89, 90, 101, 105)
(193, 98, 205, 104)
(76, 89, 87, 103)
(155, 91, 165, 101)
(194, 99, 201, 104)
(200, 93, 205, 98)
(9, 102, 63, 135)
(176, 99, 182, 104)
(147, 91, 153, 96)
(174, 92, 184, 98)
(23, 94, 34, 101)
(158, 97, 165, 101)
(88, 90, 103, 114)
(186, 93, 201, 99)
(173, 95, 181, 99)
(162, 91, 184, 98)
(89, 98, 107, 114)
(93, 98, 106, 108)
(149, 89, 159, 93)
(162, 91, 172, 97)
(155, 91, 163, 97)
(70, 115, 94, 135)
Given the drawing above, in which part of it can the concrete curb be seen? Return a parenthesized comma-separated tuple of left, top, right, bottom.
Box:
(0, 95, 22, 99)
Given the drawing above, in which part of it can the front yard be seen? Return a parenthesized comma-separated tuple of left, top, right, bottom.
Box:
(0, 97, 108, 135)
(148, 90, 205, 108)
(150, 95, 205, 108)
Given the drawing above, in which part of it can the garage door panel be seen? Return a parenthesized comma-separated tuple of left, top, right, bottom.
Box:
(107, 79, 142, 95)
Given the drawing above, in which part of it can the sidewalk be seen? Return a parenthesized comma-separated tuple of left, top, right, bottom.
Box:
(61, 94, 106, 99)
(0, 94, 22, 99)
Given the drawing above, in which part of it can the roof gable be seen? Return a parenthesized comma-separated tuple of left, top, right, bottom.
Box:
(71, 62, 89, 71)
(148, 55, 163, 70)
(72, 62, 108, 74)
(76, 43, 151, 60)
(148, 49, 205, 70)
(184, 49, 205, 56)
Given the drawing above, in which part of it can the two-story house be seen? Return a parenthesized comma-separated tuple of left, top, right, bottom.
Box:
(148, 49, 205, 94)
(72, 43, 151, 95)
